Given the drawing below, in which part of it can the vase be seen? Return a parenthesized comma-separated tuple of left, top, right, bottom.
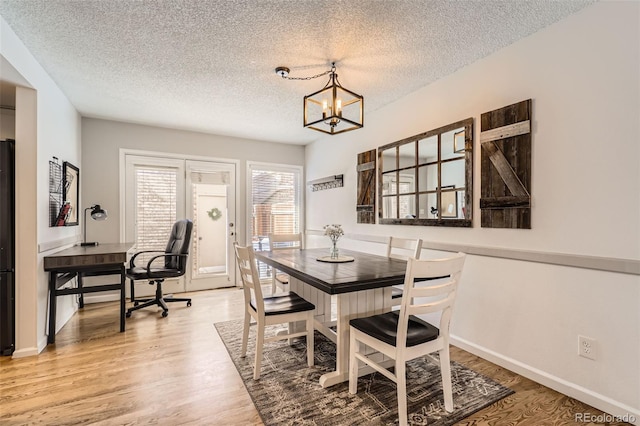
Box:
(330, 240, 339, 259)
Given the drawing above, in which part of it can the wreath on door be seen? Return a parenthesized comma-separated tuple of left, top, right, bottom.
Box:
(207, 208, 222, 221)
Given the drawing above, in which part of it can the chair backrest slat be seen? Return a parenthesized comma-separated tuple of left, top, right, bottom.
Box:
(386, 236, 422, 260)
(233, 243, 265, 314)
(267, 233, 303, 251)
(397, 253, 466, 348)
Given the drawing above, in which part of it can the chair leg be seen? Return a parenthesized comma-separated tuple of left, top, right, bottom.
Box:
(440, 347, 454, 412)
(253, 323, 265, 380)
(129, 278, 136, 303)
(306, 312, 314, 367)
(241, 311, 250, 357)
(271, 267, 277, 294)
(163, 296, 192, 306)
(396, 360, 408, 426)
(126, 280, 170, 317)
(348, 331, 359, 394)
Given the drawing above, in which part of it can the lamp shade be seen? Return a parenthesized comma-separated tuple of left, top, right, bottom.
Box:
(90, 205, 107, 220)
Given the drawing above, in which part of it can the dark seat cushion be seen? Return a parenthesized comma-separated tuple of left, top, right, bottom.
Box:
(350, 311, 439, 347)
(126, 266, 186, 281)
(251, 291, 315, 316)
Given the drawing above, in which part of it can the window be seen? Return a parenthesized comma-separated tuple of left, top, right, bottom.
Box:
(247, 162, 303, 278)
(134, 166, 177, 260)
(124, 155, 185, 270)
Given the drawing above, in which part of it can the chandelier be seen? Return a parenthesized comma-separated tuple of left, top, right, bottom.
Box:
(275, 63, 364, 135)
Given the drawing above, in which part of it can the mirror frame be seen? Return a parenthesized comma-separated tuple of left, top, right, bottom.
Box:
(377, 117, 473, 227)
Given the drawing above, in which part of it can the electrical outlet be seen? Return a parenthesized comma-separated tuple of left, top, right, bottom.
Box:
(578, 335, 597, 360)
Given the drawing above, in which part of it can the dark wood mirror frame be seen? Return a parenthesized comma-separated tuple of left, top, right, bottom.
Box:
(378, 117, 474, 227)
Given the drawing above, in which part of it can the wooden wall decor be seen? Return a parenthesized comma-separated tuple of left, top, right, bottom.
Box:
(308, 174, 343, 191)
(480, 99, 532, 229)
(356, 149, 376, 224)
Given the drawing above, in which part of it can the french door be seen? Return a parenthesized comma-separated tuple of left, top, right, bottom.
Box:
(123, 154, 236, 297)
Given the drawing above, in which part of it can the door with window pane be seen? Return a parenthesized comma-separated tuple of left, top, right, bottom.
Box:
(186, 160, 236, 291)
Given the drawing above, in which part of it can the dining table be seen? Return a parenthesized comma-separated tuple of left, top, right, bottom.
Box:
(254, 247, 408, 388)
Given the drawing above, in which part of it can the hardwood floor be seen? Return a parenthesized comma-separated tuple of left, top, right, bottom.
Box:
(0, 288, 628, 425)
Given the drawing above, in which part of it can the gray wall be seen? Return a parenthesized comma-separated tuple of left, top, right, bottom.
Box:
(81, 118, 305, 251)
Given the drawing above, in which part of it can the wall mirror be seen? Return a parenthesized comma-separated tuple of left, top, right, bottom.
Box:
(378, 117, 473, 227)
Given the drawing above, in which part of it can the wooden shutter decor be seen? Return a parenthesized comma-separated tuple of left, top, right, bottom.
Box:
(480, 99, 532, 229)
(356, 149, 376, 224)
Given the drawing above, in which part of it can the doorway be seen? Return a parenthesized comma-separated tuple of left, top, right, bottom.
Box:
(123, 154, 237, 298)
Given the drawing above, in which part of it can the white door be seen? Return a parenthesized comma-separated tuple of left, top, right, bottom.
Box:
(186, 160, 236, 290)
(124, 155, 236, 297)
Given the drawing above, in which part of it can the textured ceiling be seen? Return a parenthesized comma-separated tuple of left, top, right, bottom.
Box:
(0, 0, 594, 145)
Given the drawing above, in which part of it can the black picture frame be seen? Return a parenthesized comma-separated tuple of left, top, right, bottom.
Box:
(62, 162, 79, 226)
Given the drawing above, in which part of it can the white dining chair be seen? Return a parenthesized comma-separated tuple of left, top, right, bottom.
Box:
(266, 233, 303, 294)
(386, 236, 423, 306)
(233, 242, 315, 380)
(348, 252, 466, 426)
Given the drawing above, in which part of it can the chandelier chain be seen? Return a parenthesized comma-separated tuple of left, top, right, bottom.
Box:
(280, 69, 332, 81)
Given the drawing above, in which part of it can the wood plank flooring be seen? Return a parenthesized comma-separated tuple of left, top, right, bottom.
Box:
(0, 288, 629, 425)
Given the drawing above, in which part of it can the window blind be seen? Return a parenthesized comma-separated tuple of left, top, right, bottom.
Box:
(135, 166, 177, 264)
(250, 168, 300, 241)
(250, 165, 301, 278)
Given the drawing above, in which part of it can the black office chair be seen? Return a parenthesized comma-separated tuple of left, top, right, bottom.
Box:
(126, 219, 193, 318)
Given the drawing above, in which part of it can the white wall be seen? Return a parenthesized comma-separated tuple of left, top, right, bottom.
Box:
(305, 2, 639, 420)
(81, 118, 305, 252)
(1, 15, 82, 356)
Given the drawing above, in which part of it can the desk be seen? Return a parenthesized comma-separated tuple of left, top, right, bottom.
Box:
(254, 248, 407, 388)
(44, 243, 133, 344)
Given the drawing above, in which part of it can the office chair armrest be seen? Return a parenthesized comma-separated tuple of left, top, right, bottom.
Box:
(129, 250, 165, 268)
(145, 253, 189, 276)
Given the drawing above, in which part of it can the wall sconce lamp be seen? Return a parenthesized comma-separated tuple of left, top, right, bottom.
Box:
(81, 204, 108, 246)
(276, 62, 364, 135)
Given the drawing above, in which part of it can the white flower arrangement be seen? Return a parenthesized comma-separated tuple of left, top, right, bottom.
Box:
(323, 224, 344, 243)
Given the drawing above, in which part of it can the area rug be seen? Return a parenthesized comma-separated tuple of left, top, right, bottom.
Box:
(214, 320, 513, 425)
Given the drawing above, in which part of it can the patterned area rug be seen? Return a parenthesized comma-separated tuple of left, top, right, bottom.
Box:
(215, 320, 513, 426)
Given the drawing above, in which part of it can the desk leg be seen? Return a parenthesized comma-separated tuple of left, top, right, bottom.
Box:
(120, 264, 126, 332)
(47, 272, 57, 344)
(77, 273, 84, 308)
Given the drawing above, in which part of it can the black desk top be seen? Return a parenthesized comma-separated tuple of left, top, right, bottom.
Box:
(254, 248, 407, 295)
(44, 243, 134, 271)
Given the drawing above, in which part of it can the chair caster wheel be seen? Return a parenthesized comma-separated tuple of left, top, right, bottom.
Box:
(187, 301, 192, 307)
(161, 311, 168, 317)
(126, 312, 132, 318)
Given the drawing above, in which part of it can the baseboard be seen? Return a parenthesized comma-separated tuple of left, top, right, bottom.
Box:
(451, 335, 640, 425)
(11, 345, 40, 358)
(82, 293, 120, 304)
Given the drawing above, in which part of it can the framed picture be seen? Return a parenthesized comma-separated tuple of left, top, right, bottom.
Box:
(440, 188, 458, 218)
(62, 162, 79, 226)
(453, 130, 465, 153)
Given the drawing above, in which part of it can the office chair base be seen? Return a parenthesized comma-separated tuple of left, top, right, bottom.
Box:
(126, 280, 192, 318)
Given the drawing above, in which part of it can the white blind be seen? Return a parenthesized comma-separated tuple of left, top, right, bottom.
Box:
(135, 166, 177, 262)
(250, 166, 301, 243)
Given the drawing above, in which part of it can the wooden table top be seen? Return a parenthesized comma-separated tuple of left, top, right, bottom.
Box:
(44, 243, 134, 271)
(254, 248, 407, 295)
